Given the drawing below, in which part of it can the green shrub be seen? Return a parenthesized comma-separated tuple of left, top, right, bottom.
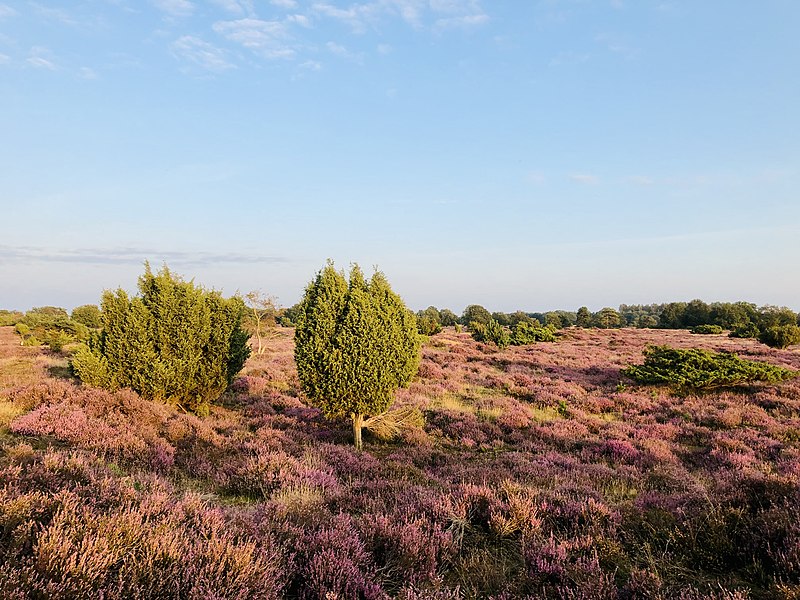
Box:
(417, 315, 442, 336)
(470, 319, 510, 349)
(71, 264, 250, 415)
(690, 324, 724, 335)
(623, 345, 797, 392)
(71, 304, 102, 329)
(729, 322, 760, 339)
(759, 324, 800, 349)
(0, 310, 23, 327)
(511, 321, 556, 345)
(294, 262, 420, 449)
(14, 322, 31, 343)
(70, 345, 111, 387)
(45, 331, 75, 353)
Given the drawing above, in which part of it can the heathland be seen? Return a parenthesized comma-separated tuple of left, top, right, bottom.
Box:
(1, 316, 799, 598)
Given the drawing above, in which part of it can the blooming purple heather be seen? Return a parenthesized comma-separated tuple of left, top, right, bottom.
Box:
(1, 325, 799, 597)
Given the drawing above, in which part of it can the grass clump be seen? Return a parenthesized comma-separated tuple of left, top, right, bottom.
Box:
(623, 345, 797, 392)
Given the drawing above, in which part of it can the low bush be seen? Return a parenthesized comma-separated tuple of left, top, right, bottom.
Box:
(691, 324, 724, 335)
(511, 321, 556, 344)
(729, 321, 760, 339)
(470, 319, 510, 349)
(758, 324, 800, 349)
(623, 345, 797, 392)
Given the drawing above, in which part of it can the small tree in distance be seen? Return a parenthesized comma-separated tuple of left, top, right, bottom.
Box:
(294, 262, 421, 450)
(576, 306, 591, 328)
(244, 290, 278, 355)
(461, 304, 492, 328)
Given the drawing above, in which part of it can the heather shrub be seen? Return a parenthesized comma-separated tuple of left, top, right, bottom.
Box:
(9, 386, 177, 471)
(623, 345, 797, 392)
(691, 324, 724, 334)
(291, 514, 384, 599)
(71, 264, 250, 415)
(759, 324, 800, 349)
(362, 513, 455, 589)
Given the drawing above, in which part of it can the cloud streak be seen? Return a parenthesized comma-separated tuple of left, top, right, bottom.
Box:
(171, 35, 236, 71)
(1, 246, 291, 267)
(212, 18, 295, 59)
(152, 0, 195, 18)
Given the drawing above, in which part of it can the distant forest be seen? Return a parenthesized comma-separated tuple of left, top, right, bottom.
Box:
(2, 298, 800, 356)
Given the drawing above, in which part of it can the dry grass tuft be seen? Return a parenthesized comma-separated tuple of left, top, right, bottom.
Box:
(364, 406, 425, 441)
(0, 399, 24, 429)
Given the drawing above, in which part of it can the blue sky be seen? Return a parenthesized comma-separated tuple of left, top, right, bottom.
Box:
(1, 0, 798, 313)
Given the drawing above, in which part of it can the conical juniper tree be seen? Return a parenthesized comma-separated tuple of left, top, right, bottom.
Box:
(71, 264, 250, 415)
(294, 262, 420, 450)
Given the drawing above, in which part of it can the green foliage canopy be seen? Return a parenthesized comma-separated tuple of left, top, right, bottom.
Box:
(293, 263, 420, 449)
(470, 319, 510, 349)
(461, 304, 492, 328)
(623, 345, 797, 392)
(416, 306, 443, 336)
(511, 321, 556, 344)
(71, 304, 102, 329)
(690, 324, 724, 335)
(758, 325, 800, 349)
(71, 264, 250, 415)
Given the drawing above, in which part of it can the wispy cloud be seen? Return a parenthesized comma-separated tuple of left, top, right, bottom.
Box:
(271, 0, 298, 8)
(286, 13, 311, 27)
(434, 13, 488, 31)
(549, 51, 591, 67)
(0, 245, 290, 267)
(30, 3, 78, 25)
(213, 18, 295, 58)
(568, 173, 600, 185)
(625, 175, 654, 186)
(0, 4, 17, 19)
(312, 0, 487, 33)
(27, 47, 57, 70)
(326, 41, 363, 63)
(311, 2, 382, 33)
(152, 0, 194, 18)
(78, 66, 98, 79)
(527, 171, 546, 185)
(0, 53, 10, 65)
(171, 35, 236, 71)
(595, 32, 637, 59)
(386, 0, 425, 27)
(211, 0, 256, 16)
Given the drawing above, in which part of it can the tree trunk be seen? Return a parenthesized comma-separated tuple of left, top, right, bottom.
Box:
(352, 413, 364, 451)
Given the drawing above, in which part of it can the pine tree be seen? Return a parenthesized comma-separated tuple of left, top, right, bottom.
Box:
(294, 262, 420, 450)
